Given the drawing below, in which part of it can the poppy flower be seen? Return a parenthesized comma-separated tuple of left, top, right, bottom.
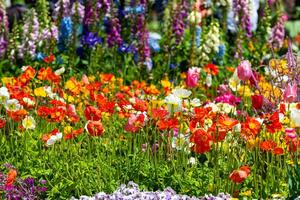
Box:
(152, 108, 169, 120)
(0, 118, 6, 128)
(273, 147, 284, 155)
(64, 128, 84, 140)
(44, 54, 55, 64)
(157, 117, 179, 130)
(84, 105, 102, 121)
(229, 166, 251, 184)
(203, 63, 219, 76)
(7, 109, 27, 122)
(240, 117, 261, 140)
(5, 169, 17, 186)
(264, 112, 282, 133)
(85, 121, 105, 136)
(260, 140, 277, 152)
(50, 107, 66, 122)
(190, 129, 212, 154)
(42, 128, 63, 146)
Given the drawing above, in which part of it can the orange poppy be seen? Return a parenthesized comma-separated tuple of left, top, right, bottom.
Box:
(260, 140, 277, 152)
(203, 63, 219, 76)
(5, 169, 17, 186)
(240, 117, 261, 140)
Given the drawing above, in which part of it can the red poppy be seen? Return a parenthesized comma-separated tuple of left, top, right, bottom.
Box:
(157, 117, 179, 130)
(64, 128, 84, 140)
(264, 112, 282, 133)
(190, 129, 212, 154)
(86, 121, 105, 136)
(7, 109, 27, 122)
(0, 118, 6, 128)
(37, 106, 52, 118)
(260, 140, 277, 152)
(203, 63, 219, 76)
(229, 166, 251, 184)
(133, 98, 148, 112)
(251, 95, 263, 110)
(84, 105, 102, 121)
(273, 147, 284, 155)
(152, 108, 169, 120)
(44, 54, 55, 64)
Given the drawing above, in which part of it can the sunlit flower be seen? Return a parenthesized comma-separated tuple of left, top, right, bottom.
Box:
(290, 109, 300, 127)
(172, 88, 192, 99)
(171, 134, 190, 151)
(190, 98, 201, 107)
(5, 99, 22, 111)
(0, 87, 10, 103)
(22, 116, 36, 130)
(54, 67, 65, 75)
(164, 94, 182, 112)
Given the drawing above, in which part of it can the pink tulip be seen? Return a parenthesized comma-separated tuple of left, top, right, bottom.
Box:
(237, 60, 252, 81)
(283, 82, 297, 103)
(186, 67, 200, 88)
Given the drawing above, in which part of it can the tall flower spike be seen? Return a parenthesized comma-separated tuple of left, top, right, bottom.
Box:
(268, 15, 288, 50)
(18, 9, 40, 59)
(0, 2, 8, 57)
(107, 18, 122, 47)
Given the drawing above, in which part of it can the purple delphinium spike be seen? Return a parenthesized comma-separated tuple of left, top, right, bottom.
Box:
(84, 2, 95, 25)
(0, 3, 9, 57)
(107, 18, 122, 47)
(268, 14, 288, 50)
(172, 0, 189, 44)
(233, 0, 252, 38)
(97, 0, 111, 14)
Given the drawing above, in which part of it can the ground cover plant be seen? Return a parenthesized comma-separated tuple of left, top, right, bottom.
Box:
(0, 0, 300, 199)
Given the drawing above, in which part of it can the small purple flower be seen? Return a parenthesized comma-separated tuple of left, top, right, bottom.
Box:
(82, 32, 102, 48)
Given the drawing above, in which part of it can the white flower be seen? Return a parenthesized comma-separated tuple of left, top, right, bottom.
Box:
(188, 157, 197, 165)
(206, 74, 212, 87)
(0, 87, 10, 104)
(23, 97, 35, 106)
(54, 67, 65, 75)
(46, 136, 57, 146)
(56, 132, 63, 140)
(216, 103, 236, 114)
(21, 66, 29, 72)
(204, 102, 219, 113)
(22, 116, 36, 130)
(5, 99, 22, 111)
(44, 86, 56, 99)
(164, 94, 182, 112)
(172, 134, 189, 151)
(255, 117, 264, 124)
(46, 132, 62, 146)
(228, 69, 240, 91)
(190, 98, 201, 107)
(172, 88, 192, 99)
(290, 109, 300, 127)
